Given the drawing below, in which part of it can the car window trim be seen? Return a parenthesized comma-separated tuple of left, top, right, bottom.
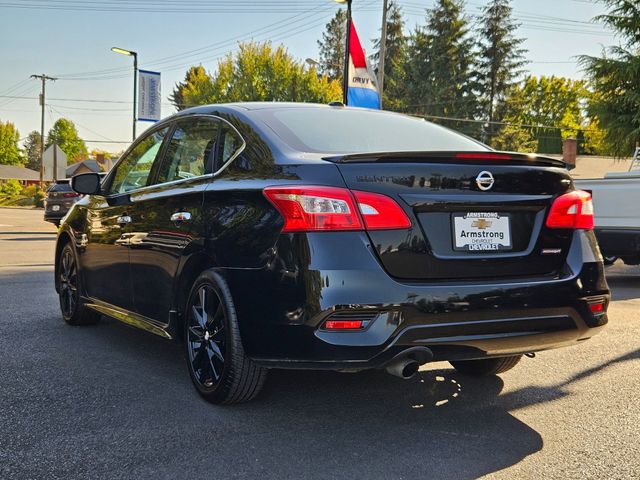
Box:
(153, 116, 221, 184)
(102, 114, 246, 197)
(101, 121, 174, 195)
(146, 120, 178, 187)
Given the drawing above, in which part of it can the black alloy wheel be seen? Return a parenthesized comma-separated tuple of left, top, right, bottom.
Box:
(187, 284, 227, 389)
(184, 271, 267, 404)
(58, 243, 100, 325)
(59, 246, 78, 320)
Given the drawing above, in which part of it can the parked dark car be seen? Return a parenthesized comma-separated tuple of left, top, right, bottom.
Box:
(44, 180, 81, 226)
(55, 103, 610, 404)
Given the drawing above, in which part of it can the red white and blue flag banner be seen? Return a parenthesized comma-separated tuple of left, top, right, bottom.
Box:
(347, 21, 381, 109)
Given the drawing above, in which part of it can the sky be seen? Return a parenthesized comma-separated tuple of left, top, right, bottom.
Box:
(0, 0, 614, 153)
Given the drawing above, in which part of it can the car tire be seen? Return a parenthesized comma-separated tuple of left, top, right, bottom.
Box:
(184, 270, 267, 404)
(57, 243, 101, 326)
(449, 355, 522, 376)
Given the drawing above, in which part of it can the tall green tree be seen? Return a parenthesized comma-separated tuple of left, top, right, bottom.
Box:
(23, 130, 42, 171)
(170, 42, 342, 110)
(317, 9, 347, 83)
(46, 118, 88, 163)
(580, 0, 640, 156)
(406, 0, 480, 134)
(477, 0, 527, 141)
(371, 1, 408, 111)
(0, 120, 23, 166)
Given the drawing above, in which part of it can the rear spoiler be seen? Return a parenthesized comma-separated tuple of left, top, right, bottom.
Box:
(323, 151, 568, 169)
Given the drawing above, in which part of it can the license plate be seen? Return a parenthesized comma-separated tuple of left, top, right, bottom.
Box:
(453, 212, 511, 252)
(52, 205, 60, 211)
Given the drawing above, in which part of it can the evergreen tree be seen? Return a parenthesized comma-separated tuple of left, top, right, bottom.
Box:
(0, 121, 23, 166)
(170, 66, 216, 111)
(23, 131, 42, 171)
(317, 9, 347, 83)
(406, 0, 480, 135)
(371, 1, 408, 111)
(46, 118, 87, 163)
(580, 0, 640, 156)
(477, 0, 527, 142)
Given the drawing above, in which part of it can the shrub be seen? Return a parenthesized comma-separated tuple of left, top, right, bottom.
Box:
(0, 179, 23, 197)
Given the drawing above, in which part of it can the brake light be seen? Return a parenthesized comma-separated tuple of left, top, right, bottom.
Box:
(263, 186, 363, 232)
(455, 152, 513, 160)
(263, 186, 411, 232)
(546, 190, 594, 230)
(62, 192, 80, 198)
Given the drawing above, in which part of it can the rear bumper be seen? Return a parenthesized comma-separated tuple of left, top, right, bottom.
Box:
(227, 230, 609, 370)
(594, 227, 640, 257)
(44, 204, 71, 223)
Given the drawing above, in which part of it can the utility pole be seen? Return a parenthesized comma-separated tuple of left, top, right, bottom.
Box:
(31, 74, 57, 188)
(378, 0, 388, 109)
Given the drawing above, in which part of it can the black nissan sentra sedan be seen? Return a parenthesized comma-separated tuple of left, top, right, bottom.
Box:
(56, 103, 609, 404)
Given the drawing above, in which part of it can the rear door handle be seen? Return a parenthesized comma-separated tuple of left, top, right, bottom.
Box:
(170, 212, 192, 223)
(116, 215, 132, 226)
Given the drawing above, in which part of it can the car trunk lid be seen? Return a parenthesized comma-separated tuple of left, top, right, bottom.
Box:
(328, 152, 575, 281)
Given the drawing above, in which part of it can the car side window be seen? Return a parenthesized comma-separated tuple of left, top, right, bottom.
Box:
(109, 127, 169, 194)
(156, 118, 220, 184)
(217, 123, 247, 173)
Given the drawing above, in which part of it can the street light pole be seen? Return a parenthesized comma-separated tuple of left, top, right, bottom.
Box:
(30, 74, 57, 188)
(132, 52, 138, 141)
(111, 47, 138, 141)
(335, 0, 353, 106)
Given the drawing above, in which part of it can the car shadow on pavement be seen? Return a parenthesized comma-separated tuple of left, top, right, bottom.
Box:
(2, 268, 637, 480)
(25, 315, 544, 480)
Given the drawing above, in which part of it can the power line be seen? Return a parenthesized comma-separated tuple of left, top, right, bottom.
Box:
(53, 3, 337, 80)
(410, 112, 601, 134)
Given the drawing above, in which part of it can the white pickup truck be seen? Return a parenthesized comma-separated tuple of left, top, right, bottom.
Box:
(575, 147, 640, 265)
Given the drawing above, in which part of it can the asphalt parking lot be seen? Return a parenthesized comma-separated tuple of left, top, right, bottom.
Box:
(1, 207, 639, 480)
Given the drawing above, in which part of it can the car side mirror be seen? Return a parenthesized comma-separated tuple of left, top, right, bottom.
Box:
(72, 173, 102, 195)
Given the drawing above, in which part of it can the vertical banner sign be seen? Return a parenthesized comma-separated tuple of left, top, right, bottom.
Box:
(138, 70, 161, 122)
(347, 21, 381, 109)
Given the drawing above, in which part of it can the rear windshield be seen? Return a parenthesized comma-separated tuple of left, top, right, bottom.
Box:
(48, 182, 72, 192)
(263, 108, 489, 154)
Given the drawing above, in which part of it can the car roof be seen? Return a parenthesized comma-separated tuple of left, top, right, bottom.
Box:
(172, 101, 392, 117)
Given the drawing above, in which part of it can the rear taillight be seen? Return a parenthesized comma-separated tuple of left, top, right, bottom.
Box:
(62, 192, 80, 198)
(263, 186, 411, 233)
(352, 190, 411, 230)
(545, 190, 594, 230)
(263, 186, 363, 232)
